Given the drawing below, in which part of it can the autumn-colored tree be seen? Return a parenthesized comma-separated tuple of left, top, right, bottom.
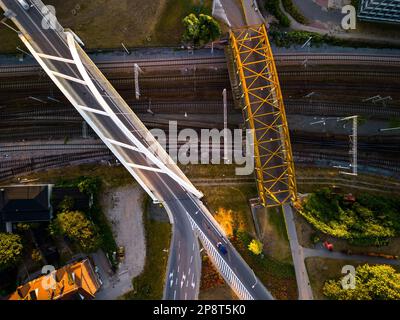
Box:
(0, 233, 23, 270)
(52, 211, 100, 252)
(323, 264, 400, 300)
(248, 239, 263, 255)
(182, 13, 221, 46)
(214, 208, 234, 237)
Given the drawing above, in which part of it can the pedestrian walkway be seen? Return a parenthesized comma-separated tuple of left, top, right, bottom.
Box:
(282, 203, 314, 300)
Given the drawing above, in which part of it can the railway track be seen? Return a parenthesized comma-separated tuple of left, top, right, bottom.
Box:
(1, 148, 399, 183)
(2, 53, 400, 74)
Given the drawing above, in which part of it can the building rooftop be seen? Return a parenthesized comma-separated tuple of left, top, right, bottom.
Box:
(0, 185, 52, 224)
(8, 259, 101, 300)
(359, 0, 400, 24)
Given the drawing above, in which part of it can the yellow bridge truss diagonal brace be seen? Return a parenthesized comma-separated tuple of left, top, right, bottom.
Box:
(230, 24, 297, 207)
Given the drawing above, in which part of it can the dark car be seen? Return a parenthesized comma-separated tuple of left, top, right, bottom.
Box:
(217, 242, 227, 255)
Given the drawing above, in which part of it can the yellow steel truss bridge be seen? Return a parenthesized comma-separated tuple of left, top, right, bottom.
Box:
(230, 24, 297, 207)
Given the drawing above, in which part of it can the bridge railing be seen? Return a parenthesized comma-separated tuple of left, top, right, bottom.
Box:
(185, 213, 254, 300)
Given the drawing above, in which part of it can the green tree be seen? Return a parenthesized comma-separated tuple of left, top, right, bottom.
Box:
(53, 211, 100, 252)
(0, 233, 23, 270)
(182, 13, 221, 46)
(248, 239, 263, 255)
(77, 176, 101, 195)
(58, 195, 75, 212)
(323, 264, 400, 300)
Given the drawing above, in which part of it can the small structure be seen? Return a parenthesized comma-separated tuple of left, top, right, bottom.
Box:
(0, 185, 53, 233)
(8, 259, 101, 300)
(358, 0, 400, 24)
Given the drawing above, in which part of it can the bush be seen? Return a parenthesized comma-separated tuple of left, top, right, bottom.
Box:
(52, 211, 101, 253)
(323, 264, 400, 300)
(265, 0, 291, 27)
(248, 239, 264, 255)
(282, 0, 307, 24)
(0, 233, 23, 270)
(299, 188, 400, 246)
(182, 13, 221, 46)
(58, 196, 75, 212)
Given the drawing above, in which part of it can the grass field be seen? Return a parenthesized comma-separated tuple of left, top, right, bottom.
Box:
(0, 0, 212, 53)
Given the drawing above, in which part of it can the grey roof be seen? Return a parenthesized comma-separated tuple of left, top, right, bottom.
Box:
(359, 0, 400, 24)
(0, 185, 51, 223)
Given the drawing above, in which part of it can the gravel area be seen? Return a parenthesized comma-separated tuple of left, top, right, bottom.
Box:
(97, 186, 146, 299)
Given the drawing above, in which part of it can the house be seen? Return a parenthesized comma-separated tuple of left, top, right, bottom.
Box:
(8, 259, 101, 300)
(0, 185, 53, 233)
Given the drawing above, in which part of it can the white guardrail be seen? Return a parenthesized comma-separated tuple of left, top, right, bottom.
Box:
(186, 213, 254, 300)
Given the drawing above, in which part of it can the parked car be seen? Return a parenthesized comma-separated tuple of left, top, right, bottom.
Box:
(323, 241, 334, 251)
(17, 0, 30, 10)
(117, 246, 125, 261)
(217, 242, 227, 255)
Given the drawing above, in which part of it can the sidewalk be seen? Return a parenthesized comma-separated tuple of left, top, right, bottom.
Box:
(282, 203, 314, 300)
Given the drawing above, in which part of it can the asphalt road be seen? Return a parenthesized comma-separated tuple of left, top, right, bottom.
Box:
(0, 0, 273, 300)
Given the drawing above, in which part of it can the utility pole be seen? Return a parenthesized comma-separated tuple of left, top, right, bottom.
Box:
(223, 88, 229, 163)
(147, 98, 154, 115)
(301, 36, 312, 69)
(379, 126, 400, 132)
(16, 46, 33, 58)
(134, 63, 143, 100)
(338, 115, 358, 176)
(29, 96, 47, 104)
(121, 42, 130, 55)
(82, 121, 88, 139)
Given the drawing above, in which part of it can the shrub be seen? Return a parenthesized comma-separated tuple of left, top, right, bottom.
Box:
(52, 211, 101, 252)
(0, 233, 23, 270)
(265, 0, 291, 27)
(58, 195, 75, 212)
(182, 13, 221, 46)
(323, 264, 400, 300)
(248, 239, 264, 255)
(299, 188, 400, 246)
(282, 0, 307, 24)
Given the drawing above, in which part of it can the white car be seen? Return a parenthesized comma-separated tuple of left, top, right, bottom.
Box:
(17, 0, 30, 10)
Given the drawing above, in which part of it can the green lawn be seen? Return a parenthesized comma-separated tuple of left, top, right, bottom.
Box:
(0, 0, 212, 53)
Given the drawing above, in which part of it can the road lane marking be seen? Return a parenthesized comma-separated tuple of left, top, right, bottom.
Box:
(174, 290, 176, 300)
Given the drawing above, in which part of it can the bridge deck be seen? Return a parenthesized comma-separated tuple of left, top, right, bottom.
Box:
(230, 24, 297, 207)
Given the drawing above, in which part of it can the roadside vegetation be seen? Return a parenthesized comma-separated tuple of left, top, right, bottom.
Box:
(323, 264, 400, 300)
(0, 233, 23, 271)
(299, 188, 400, 246)
(281, 0, 307, 24)
(123, 197, 171, 300)
(265, 0, 290, 27)
(268, 25, 400, 49)
(201, 185, 297, 299)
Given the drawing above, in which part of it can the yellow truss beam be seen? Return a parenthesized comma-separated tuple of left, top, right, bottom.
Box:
(230, 24, 297, 207)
